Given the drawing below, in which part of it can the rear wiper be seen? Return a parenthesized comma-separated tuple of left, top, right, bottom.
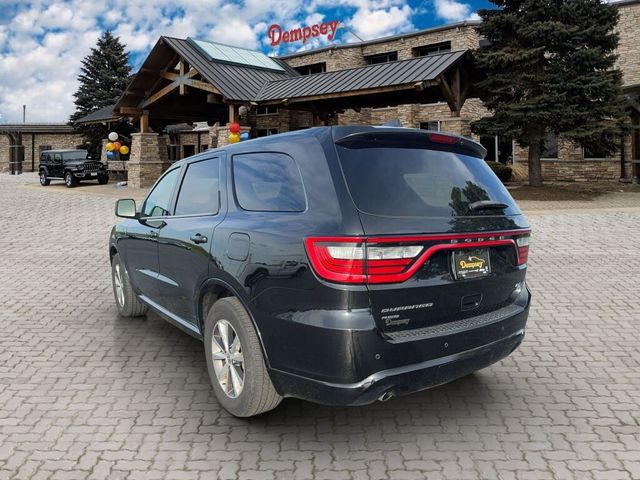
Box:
(469, 200, 509, 211)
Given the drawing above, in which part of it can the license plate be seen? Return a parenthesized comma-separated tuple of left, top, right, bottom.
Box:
(452, 249, 491, 279)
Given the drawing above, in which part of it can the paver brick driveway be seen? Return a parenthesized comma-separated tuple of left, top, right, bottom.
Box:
(1, 174, 639, 480)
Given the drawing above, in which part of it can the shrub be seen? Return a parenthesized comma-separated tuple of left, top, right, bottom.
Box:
(486, 161, 513, 182)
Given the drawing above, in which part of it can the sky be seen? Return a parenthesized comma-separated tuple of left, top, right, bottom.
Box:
(0, 0, 494, 123)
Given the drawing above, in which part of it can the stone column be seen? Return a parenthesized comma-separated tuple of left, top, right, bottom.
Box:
(128, 133, 170, 189)
(208, 124, 219, 149)
(439, 117, 472, 137)
(216, 125, 252, 147)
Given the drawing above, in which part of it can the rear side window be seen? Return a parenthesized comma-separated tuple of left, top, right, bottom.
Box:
(174, 158, 220, 216)
(233, 153, 305, 212)
(337, 145, 519, 217)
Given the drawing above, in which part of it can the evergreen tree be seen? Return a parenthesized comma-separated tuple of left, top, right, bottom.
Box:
(472, 0, 629, 186)
(71, 31, 131, 157)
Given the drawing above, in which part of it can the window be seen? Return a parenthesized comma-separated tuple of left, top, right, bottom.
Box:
(336, 141, 518, 218)
(233, 153, 306, 212)
(39, 145, 52, 155)
(175, 158, 220, 216)
(200, 144, 209, 152)
(256, 106, 279, 116)
(413, 41, 451, 57)
(142, 167, 180, 217)
(168, 144, 180, 162)
(365, 51, 398, 64)
(183, 145, 195, 158)
(541, 133, 558, 159)
(583, 144, 609, 159)
(53, 153, 62, 162)
(257, 128, 279, 137)
(419, 121, 441, 132)
(294, 63, 326, 75)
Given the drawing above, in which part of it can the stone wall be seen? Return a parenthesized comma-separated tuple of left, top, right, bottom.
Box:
(513, 137, 631, 182)
(0, 132, 84, 173)
(283, 23, 480, 72)
(616, 2, 640, 87)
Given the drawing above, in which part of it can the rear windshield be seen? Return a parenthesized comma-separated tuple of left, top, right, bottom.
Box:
(336, 146, 520, 218)
(62, 152, 88, 161)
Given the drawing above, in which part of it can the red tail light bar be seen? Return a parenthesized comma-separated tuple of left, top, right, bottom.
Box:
(304, 230, 531, 284)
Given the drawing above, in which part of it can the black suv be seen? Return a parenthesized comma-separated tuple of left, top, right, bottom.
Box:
(110, 126, 531, 417)
(39, 149, 109, 187)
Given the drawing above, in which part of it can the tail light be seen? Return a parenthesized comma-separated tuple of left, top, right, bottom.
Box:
(305, 230, 531, 285)
(515, 234, 530, 266)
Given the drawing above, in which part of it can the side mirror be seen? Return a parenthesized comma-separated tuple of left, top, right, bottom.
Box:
(115, 199, 137, 218)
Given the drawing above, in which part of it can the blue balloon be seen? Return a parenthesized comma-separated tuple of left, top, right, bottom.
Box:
(240, 132, 250, 141)
(106, 151, 116, 160)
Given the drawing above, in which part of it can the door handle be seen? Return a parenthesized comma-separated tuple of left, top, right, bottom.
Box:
(190, 233, 208, 244)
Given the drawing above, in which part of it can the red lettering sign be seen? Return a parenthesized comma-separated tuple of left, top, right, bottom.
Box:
(268, 21, 341, 46)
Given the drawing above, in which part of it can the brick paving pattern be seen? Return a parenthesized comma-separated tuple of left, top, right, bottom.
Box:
(0, 173, 639, 480)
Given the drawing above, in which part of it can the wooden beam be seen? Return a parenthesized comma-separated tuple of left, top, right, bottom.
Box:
(188, 79, 222, 95)
(207, 93, 223, 104)
(140, 111, 149, 133)
(160, 71, 178, 81)
(272, 83, 432, 105)
(179, 60, 186, 95)
(141, 81, 178, 109)
(188, 68, 199, 78)
(228, 104, 239, 123)
(119, 106, 143, 115)
(438, 75, 460, 116)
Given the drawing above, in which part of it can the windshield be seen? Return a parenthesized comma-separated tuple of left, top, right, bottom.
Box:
(336, 146, 520, 218)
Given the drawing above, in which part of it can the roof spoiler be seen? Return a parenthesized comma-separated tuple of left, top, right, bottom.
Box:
(334, 129, 487, 159)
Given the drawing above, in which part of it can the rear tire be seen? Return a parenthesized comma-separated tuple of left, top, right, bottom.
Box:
(204, 297, 282, 417)
(64, 171, 77, 188)
(39, 171, 50, 186)
(111, 253, 147, 317)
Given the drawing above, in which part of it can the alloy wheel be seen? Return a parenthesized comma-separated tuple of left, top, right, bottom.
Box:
(211, 319, 245, 398)
(113, 264, 125, 307)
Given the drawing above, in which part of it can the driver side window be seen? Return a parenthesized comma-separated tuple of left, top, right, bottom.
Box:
(53, 153, 62, 163)
(142, 168, 180, 217)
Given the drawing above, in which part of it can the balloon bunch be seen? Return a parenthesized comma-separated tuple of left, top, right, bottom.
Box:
(105, 132, 129, 160)
(228, 123, 250, 144)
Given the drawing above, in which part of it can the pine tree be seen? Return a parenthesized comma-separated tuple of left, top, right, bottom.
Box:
(472, 0, 629, 186)
(71, 31, 131, 157)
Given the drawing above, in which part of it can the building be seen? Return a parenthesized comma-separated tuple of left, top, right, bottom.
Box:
(3, 0, 639, 185)
(0, 124, 84, 174)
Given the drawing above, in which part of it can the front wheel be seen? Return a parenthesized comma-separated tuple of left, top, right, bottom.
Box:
(98, 174, 109, 185)
(204, 297, 282, 417)
(111, 253, 147, 317)
(39, 171, 50, 186)
(64, 171, 77, 188)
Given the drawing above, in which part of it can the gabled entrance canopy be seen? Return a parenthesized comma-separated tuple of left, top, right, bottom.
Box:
(112, 36, 476, 132)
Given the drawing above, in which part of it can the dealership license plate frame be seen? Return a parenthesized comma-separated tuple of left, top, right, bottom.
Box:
(452, 249, 491, 280)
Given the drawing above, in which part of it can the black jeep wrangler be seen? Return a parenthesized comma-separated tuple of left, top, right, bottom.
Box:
(39, 149, 109, 188)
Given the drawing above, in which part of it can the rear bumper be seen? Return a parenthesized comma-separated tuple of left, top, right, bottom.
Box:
(269, 328, 524, 406)
(265, 291, 530, 406)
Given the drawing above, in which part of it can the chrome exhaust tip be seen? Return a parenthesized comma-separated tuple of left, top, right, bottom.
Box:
(378, 391, 394, 402)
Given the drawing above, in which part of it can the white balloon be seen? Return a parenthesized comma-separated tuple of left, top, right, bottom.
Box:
(108, 132, 118, 141)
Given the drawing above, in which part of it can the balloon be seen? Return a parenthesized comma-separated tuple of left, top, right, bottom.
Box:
(106, 142, 115, 151)
(119, 145, 129, 155)
(106, 151, 116, 160)
(240, 132, 250, 141)
(229, 122, 241, 134)
(228, 133, 240, 144)
(108, 132, 118, 141)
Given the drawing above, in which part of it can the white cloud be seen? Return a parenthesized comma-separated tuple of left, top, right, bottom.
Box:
(350, 5, 413, 40)
(433, 0, 478, 22)
(0, 0, 417, 123)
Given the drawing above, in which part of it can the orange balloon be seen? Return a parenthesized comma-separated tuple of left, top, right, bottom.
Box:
(113, 142, 121, 151)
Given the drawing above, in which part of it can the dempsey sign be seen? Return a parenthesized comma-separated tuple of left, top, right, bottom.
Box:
(268, 21, 340, 46)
